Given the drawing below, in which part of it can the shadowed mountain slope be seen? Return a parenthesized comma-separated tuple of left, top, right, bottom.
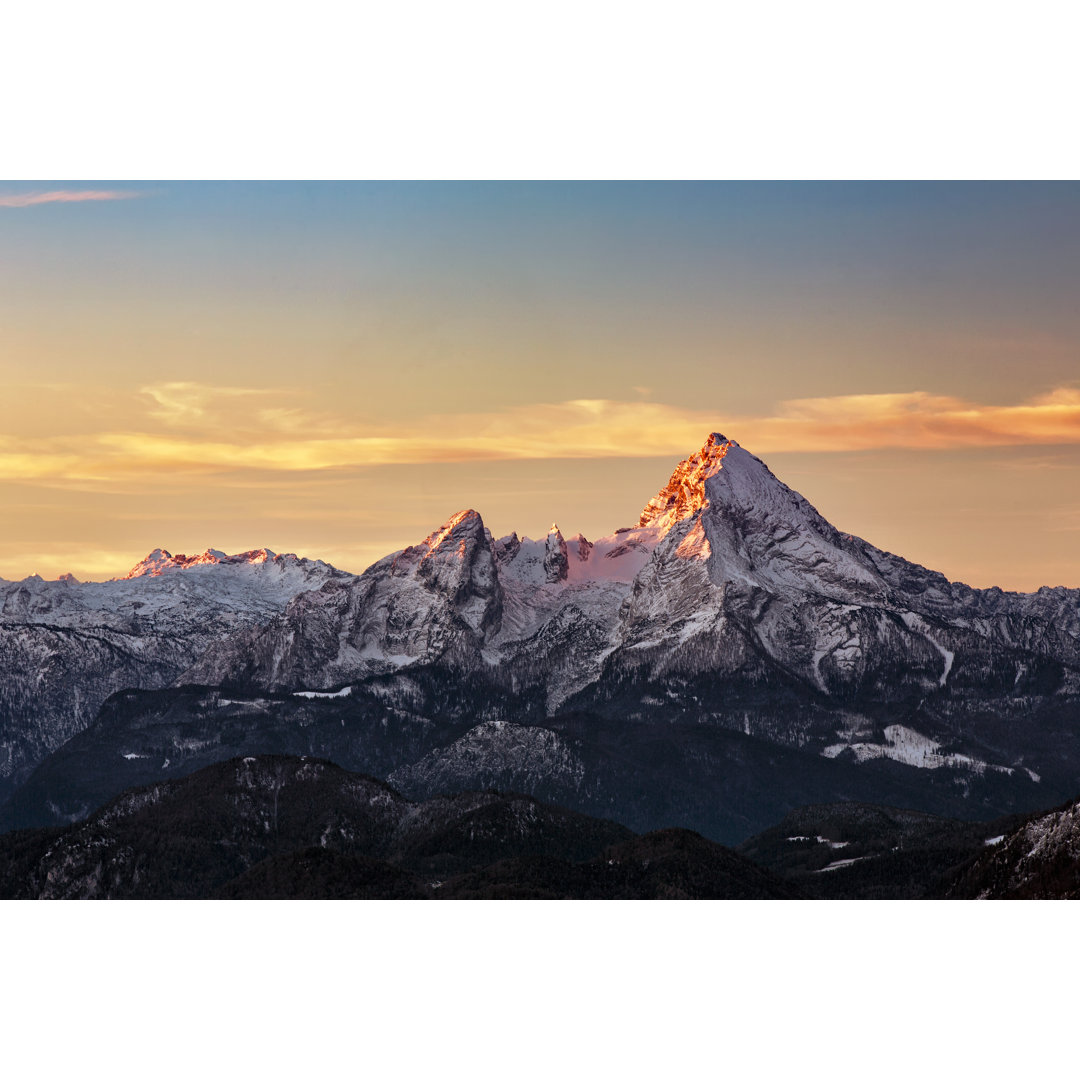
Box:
(0, 755, 798, 900)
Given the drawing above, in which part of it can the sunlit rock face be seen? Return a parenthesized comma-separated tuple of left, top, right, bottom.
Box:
(637, 431, 730, 533)
(122, 547, 281, 578)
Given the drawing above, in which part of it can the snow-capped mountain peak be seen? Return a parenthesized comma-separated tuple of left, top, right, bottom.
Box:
(390, 510, 487, 576)
(637, 432, 731, 534)
(120, 546, 282, 579)
(2, 547, 346, 631)
(693, 439, 888, 600)
(122, 548, 174, 578)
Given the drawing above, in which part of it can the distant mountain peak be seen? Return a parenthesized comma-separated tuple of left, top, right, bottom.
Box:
(389, 510, 492, 580)
(637, 432, 733, 533)
(420, 510, 485, 556)
(121, 548, 173, 578)
(120, 546, 283, 579)
(544, 523, 569, 583)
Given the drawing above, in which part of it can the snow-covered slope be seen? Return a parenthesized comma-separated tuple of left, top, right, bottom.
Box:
(0, 548, 351, 794)
(0, 547, 340, 630)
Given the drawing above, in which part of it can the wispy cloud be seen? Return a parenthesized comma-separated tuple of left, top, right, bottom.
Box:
(4, 385, 1080, 484)
(140, 382, 278, 426)
(743, 387, 1080, 452)
(0, 189, 145, 208)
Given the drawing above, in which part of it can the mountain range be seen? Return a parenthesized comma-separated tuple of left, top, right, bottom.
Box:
(3, 432, 1080, 868)
(0, 547, 346, 802)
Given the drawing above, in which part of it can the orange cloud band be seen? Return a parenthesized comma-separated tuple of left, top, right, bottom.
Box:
(3, 387, 1080, 482)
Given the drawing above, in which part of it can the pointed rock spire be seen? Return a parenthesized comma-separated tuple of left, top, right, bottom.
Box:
(569, 533, 593, 562)
(637, 433, 732, 533)
(544, 523, 569, 583)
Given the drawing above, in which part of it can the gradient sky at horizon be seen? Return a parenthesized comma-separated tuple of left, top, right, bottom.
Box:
(2, 180, 1080, 589)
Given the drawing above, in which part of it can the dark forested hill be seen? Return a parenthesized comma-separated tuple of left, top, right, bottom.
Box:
(0, 755, 798, 900)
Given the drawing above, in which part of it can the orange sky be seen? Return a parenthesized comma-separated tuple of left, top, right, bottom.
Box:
(2, 182, 1080, 590)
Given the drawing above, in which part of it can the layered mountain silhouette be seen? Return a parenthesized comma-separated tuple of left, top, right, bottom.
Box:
(0, 755, 797, 900)
(4, 434, 1080, 848)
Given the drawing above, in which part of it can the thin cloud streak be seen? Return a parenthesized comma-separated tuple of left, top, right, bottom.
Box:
(747, 388, 1080, 451)
(140, 382, 279, 426)
(4, 387, 1080, 483)
(0, 189, 145, 208)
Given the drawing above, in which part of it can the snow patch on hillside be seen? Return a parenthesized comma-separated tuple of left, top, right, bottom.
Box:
(293, 686, 353, 699)
(899, 611, 955, 686)
(822, 724, 1016, 776)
